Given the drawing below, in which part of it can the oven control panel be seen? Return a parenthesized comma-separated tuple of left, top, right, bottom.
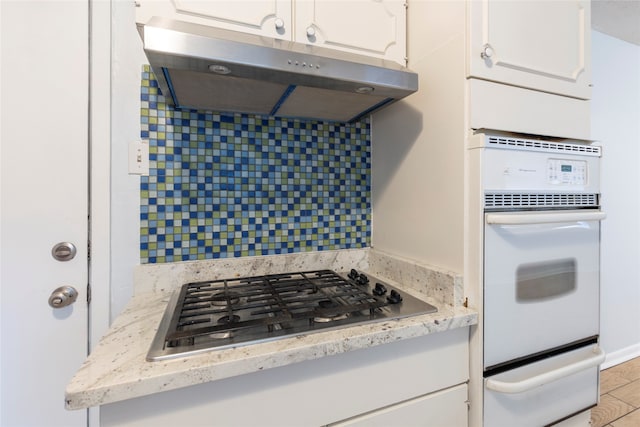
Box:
(547, 159, 587, 186)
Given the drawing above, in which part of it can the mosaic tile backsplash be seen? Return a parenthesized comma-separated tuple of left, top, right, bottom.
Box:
(140, 66, 371, 263)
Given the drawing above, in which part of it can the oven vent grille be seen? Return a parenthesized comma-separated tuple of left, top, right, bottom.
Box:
(485, 193, 600, 209)
(487, 136, 601, 156)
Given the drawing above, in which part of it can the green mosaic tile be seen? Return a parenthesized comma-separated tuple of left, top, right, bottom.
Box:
(140, 65, 371, 263)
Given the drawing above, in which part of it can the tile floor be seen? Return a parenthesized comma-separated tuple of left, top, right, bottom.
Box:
(590, 357, 640, 427)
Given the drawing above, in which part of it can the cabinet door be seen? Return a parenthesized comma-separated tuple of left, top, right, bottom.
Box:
(136, 0, 292, 39)
(468, 0, 591, 99)
(295, 0, 407, 66)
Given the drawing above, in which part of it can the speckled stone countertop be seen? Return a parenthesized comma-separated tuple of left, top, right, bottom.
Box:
(65, 248, 477, 410)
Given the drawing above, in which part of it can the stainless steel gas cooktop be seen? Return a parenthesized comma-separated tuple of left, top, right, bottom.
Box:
(147, 269, 437, 361)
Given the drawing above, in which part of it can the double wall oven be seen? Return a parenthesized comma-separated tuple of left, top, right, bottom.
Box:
(478, 135, 606, 426)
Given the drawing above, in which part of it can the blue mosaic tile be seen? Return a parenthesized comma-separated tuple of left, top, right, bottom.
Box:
(140, 65, 371, 263)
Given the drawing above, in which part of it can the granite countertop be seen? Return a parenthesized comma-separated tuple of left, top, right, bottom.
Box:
(65, 249, 477, 410)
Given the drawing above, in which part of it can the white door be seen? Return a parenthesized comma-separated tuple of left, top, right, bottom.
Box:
(1, 1, 89, 426)
(467, 0, 591, 99)
(483, 211, 601, 368)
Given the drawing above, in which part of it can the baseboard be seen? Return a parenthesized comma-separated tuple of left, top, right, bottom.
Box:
(601, 343, 640, 369)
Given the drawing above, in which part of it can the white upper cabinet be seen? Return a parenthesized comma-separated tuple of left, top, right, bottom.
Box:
(136, 0, 406, 65)
(136, 0, 293, 39)
(467, 0, 591, 99)
(295, 0, 407, 65)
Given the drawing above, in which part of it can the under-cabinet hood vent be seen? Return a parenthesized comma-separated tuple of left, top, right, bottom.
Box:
(138, 18, 418, 123)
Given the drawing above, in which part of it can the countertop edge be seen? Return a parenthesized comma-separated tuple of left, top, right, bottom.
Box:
(65, 290, 477, 410)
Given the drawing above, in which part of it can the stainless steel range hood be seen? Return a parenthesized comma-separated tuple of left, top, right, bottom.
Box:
(138, 18, 418, 123)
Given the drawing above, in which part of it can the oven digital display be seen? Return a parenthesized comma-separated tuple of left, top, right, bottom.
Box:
(548, 159, 587, 185)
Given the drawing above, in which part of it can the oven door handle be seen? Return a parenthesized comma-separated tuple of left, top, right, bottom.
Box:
(486, 211, 606, 225)
(485, 346, 605, 394)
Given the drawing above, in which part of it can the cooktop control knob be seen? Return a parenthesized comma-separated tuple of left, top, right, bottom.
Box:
(355, 273, 369, 286)
(387, 290, 403, 304)
(348, 269, 359, 280)
(373, 283, 387, 296)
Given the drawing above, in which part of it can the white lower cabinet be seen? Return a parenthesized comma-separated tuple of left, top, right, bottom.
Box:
(100, 328, 469, 426)
(330, 383, 468, 426)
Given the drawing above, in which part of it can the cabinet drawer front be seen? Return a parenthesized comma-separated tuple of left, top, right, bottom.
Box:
(468, 79, 591, 140)
(331, 384, 468, 427)
(484, 345, 600, 426)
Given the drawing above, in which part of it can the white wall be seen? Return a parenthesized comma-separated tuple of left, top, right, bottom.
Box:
(371, 0, 466, 273)
(110, 1, 147, 319)
(591, 30, 640, 366)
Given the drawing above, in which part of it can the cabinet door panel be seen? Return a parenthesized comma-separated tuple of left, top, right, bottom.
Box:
(296, 0, 407, 65)
(468, 0, 590, 99)
(137, 0, 292, 39)
(332, 384, 468, 427)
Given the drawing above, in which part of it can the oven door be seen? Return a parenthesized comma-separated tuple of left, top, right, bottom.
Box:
(484, 210, 605, 369)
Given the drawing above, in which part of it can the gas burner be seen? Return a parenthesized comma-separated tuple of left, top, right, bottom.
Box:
(314, 299, 349, 323)
(218, 314, 241, 324)
(147, 269, 438, 361)
(313, 314, 349, 323)
(318, 299, 338, 309)
(209, 331, 234, 339)
(210, 291, 241, 306)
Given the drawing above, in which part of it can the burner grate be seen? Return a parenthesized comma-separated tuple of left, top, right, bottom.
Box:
(147, 269, 438, 360)
(164, 270, 386, 348)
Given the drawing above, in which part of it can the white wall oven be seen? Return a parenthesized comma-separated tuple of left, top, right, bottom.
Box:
(479, 135, 606, 426)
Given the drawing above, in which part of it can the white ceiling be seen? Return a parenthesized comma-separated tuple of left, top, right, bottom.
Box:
(592, 0, 640, 45)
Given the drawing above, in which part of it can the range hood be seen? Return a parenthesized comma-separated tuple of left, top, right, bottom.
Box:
(138, 17, 418, 123)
